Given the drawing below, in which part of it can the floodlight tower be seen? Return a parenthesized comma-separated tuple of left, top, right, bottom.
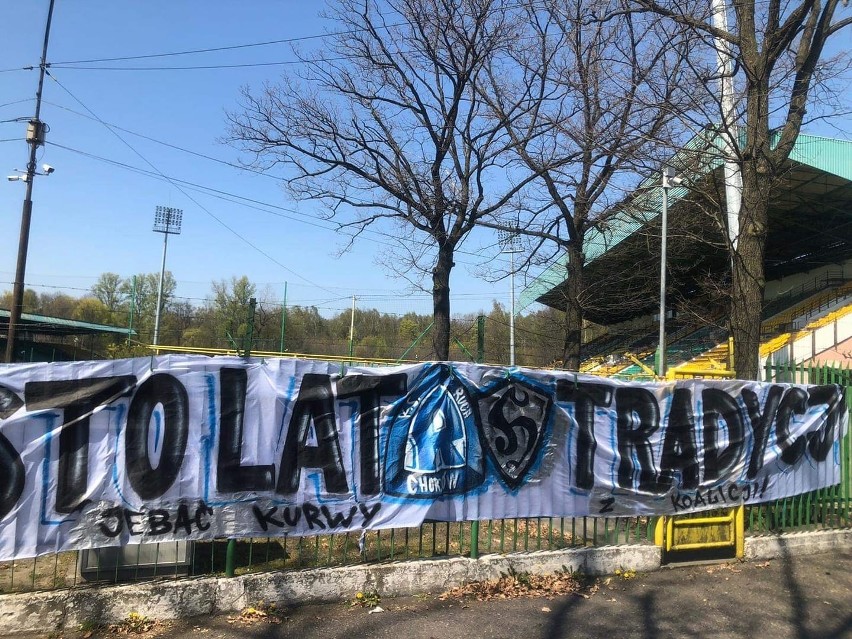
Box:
(657, 168, 682, 377)
(498, 228, 523, 366)
(152, 206, 182, 347)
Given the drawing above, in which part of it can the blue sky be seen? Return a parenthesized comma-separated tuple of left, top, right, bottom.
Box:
(0, 1, 516, 320)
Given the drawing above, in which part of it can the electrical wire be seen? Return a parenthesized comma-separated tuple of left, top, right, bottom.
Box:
(0, 98, 34, 109)
(49, 24, 408, 65)
(46, 140, 498, 265)
(45, 70, 340, 295)
(42, 101, 281, 178)
(48, 58, 351, 72)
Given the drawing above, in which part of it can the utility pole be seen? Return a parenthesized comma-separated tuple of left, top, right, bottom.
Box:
(279, 281, 288, 353)
(127, 275, 137, 345)
(348, 295, 356, 362)
(5, 0, 57, 363)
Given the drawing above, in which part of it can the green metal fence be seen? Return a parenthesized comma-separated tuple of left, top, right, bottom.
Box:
(1, 363, 849, 595)
(0, 516, 657, 594)
(746, 362, 852, 535)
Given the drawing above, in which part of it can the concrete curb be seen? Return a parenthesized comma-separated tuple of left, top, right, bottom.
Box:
(1, 529, 848, 635)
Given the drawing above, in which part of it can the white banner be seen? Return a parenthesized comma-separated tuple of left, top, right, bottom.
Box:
(0, 356, 846, 560)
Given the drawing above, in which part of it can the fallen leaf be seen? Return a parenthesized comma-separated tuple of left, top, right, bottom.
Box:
(541, 607, 551, 612)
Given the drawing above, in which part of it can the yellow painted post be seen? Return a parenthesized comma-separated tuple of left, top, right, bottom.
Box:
(654, 516, 666, 546)
(734, 504, 745, 558)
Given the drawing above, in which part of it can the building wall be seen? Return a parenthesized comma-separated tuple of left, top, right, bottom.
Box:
(764, 259, 852, 301)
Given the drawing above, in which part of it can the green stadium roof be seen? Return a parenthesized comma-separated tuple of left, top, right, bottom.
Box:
(519, 133, 852, 317)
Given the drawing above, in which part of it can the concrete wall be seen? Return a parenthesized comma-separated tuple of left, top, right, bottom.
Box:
(764, 260, 852, 301)
(2, 529, 850, 635)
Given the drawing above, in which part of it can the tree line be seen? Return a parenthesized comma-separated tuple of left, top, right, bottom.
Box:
(1, 273, 566, 367)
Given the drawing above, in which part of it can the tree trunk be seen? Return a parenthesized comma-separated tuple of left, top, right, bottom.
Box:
(731, 162, 769, 380)
(561, 244, 584, 371)
(432, 244, 453, 361)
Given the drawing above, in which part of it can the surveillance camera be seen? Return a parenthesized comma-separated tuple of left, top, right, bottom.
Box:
(42, 164, 54, 174)
(7, 175, 19, 182)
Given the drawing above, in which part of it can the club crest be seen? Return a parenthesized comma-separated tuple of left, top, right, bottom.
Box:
(477, 379, 552, 489)
(384, 364, 483, 498)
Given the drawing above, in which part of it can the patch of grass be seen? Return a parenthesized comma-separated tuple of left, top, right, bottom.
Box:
(351, 590, 381, 608)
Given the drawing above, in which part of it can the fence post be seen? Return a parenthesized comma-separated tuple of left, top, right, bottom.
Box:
(226, 298, 257, 578)
(225, 538, 237, 578)
(469, 315, 485, 560)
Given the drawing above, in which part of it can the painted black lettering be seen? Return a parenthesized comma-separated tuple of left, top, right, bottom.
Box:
(147, 509, 172, 535)
(776, 388, 808, 465)
(125, 374, 189, 500)
(217, 368, 275, 492)
(0, 384, 23, 419)
(282, 506, 301, 527)
(99, 506, 124, 537)
(556, 380, 613, 490)
(173, 504, 193, 535)
(277, 374, 348, 495)
(252, 505, 284, 532)
(805, 385, 845, 462)
(124, 509, 143, 535)
(598, 496, 615, 514)
(0, 430, 24, 521)
(25, 376, 136, 513)
(727, 484, 741, 501)
(302, 502, 326, 530)
(742, 385, 784, 479)
(321, 505, 357, 528)
(359, 502, 381, 525)
(615, 387, 660, 492)
(702, 388, 745, 484)
(337, 374, 407, 496)
(660, 387, 699, 490)
(195, 502, 212, 531)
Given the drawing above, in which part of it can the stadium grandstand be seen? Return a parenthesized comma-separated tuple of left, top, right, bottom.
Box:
(519, 133, 852, 381)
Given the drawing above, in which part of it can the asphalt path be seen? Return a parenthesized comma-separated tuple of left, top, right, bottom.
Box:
(23, 548, 852, 639)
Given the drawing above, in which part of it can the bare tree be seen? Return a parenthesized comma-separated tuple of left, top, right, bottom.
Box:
(634, 0, 852, 379)
(227, 0, 538, 360)
(481, 0, 694, 370)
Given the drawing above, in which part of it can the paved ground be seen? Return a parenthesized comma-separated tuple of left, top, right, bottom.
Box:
(24, 548, 852, 639)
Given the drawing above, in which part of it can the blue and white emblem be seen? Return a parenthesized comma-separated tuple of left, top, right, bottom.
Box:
(385, 365, 483, 498)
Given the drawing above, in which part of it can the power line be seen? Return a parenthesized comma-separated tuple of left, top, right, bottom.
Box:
(49, 24, 408, 65)
(0, 98, 34, 109)
(46, 141, 497, 265)
(43, 100, 282, 179)
(45, 70, 339, 295)
(49, 58, 351, 72)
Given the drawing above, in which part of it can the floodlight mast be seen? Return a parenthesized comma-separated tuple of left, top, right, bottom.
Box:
(656, 168, 683, 377)
(498, 228, 522, 366)
(4, 0, 56, 363)
(152, 206, 183, 347)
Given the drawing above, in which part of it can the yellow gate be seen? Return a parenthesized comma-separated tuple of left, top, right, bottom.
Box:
(655, 506, 744, 562)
